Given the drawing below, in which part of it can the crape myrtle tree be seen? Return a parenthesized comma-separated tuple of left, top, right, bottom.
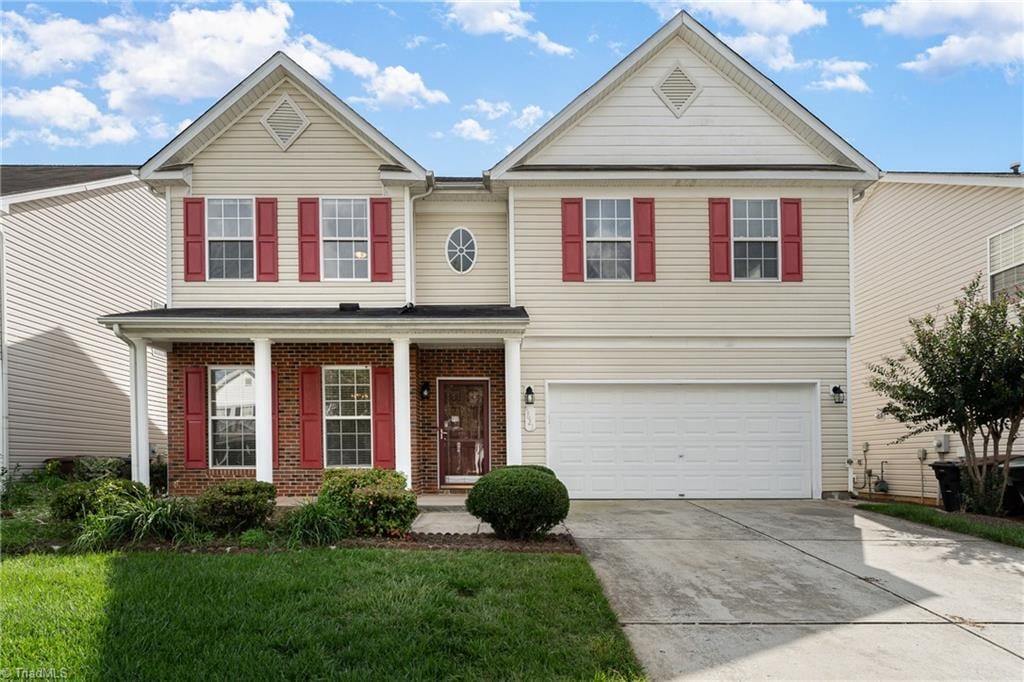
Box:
(869, 276, 1024, 514)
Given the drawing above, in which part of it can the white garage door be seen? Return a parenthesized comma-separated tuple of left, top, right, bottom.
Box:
(548, 383, 817, 499)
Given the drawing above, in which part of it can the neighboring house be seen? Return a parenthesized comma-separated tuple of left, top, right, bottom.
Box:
(0, 166, 168, 475)
(101, 12, 879, 499)
(851, 172, 1024, 502)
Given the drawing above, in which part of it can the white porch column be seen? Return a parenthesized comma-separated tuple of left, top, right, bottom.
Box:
(392, 338, 412, 489)
(132, 338, 150, 488)
(253, 338, 273, 484)
(504, 337, 523, 465)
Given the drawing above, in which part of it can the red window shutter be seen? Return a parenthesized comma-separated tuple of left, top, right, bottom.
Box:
(183, 367, 207, 469)
(299, 367, 323, 469)
(370, 197, 393, 282)
(272, 369, 280, 469)
(633, 198, 656, 281)
(372, 367, 396, 470)
(255, 197, 278, 282)
(780, 198, 803, 282)
(183, 198, 205, 282)
(561, 198, 584, 282)
(708, 198, 732, 282)
(298, 198, 320, 282)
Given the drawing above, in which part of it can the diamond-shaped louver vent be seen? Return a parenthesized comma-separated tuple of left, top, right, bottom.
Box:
(261, 94, 309, 150)
(654, 65, 700, 118)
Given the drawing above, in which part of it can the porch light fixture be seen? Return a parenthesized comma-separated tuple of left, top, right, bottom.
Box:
(419, 381, 430, 400)
(831, 385, 846, 405)
(524, 386, 535, 406)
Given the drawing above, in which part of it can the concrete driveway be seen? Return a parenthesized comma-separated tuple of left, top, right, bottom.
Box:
(567, 500, 1024, 681)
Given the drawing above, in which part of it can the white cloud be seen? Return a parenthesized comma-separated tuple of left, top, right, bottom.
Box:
(608, 41, 625, 56)
(819, 58, 870, 75)
(1, 85, 138, 146)
(723, 33, 807, 70)
(350, 66, 449, 109)
(429, 131, 445, 139)
(145, 116, 195, 139)
(808, 57, 871, 92)
(452, 118, 494, 142)
(375, 3, 398, 19)
(462, 98, 512, 119)
(861, 1, 1024, 76)
(445, 0, 573, 56)
(405, 35, 429, 49)
(511, 104, 549, 130)
(0, 10, 108, 76)
(587, 32, 599, 44)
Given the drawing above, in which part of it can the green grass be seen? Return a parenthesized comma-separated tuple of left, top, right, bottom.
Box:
(857, 502, 1024, 548)
(1, 548, 643, 681)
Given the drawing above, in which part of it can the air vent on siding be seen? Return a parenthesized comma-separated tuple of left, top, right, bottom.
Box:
(260, 94, 310, 150)
(654, 64, 701, 118)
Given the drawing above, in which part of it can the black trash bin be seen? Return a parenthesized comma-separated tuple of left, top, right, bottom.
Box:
(929, 461, 962, 512)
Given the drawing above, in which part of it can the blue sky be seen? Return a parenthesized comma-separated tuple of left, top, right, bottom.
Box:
(2, 1, 1022, 175)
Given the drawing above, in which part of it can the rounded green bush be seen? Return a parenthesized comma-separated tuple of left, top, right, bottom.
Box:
(196, 480, 276, 533)
(504, 464, 556, 477)
(466, 467, 570, 540)
(92, 479, 149, 513)
(50, 481, 97, 520)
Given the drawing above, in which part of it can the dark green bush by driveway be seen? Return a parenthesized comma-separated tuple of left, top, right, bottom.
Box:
(467, 467, 570, 539)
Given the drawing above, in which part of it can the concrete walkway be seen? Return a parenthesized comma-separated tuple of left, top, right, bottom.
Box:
(567, 500, 1024, 681)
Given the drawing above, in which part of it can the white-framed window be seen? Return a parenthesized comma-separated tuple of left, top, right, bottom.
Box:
(584, 198, 633, 281)
(988, 223, 1023, 302)
(446, 227, 477, 274)
(732, 198, 779, 281)
(209, 366, 256, 468)
(206, 198, 255, 280)
(321, 198, 370, 280)
(323, 367, 372, 467)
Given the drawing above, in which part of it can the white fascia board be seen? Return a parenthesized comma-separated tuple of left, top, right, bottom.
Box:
(140, 52, 427, 181)
(380, 170, 423, 185)
(879, 172, 1024, 189)
(500, 169, 877, 183)
(1, 174, 138, 213)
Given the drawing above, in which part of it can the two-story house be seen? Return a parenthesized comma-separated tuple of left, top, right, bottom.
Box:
(101, 12, 879, 499)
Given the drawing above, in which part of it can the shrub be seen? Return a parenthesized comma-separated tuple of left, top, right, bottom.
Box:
(50, 482, 98, 520)
(347, 485, 419, 537)
(196, 480, 276, 533)
(149, 459, 168, 495)
(320, 468, 407, 504)
(505, 464, 556, 477)
(72, 456, 130, 482)
(239, 528, 274, 549)
(466, 467, 570, 540)
(278, 499, 354, 546)
(74, 496, 197, 549)
(92, 479, 149, 513)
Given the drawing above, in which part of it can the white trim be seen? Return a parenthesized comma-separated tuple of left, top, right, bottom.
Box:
(444, 226, 478, 274)
(392, 338, 412, 487)
(259, 92, 310, 151)
(140, 52, 427, 180)
(880, 172, 1024, 189)
(321, 365, 373, 469)
(583, 197, 634, 282)
(0, 230, 7, 472)
(730, 198, 781, 282)
(253, 338, 273, 483)
(132, 337, 151, 488)
(508, 186, 517, 306)
(320, 197, 371, 282)
(499, 169, 876, 183)
(544, 378, 824, 499)
(436, 377, 492, 488)
(208, 365, 257, 470)
(403, 187, 413, 304)
(205, 197, 257, 282)
(0, 174, 138, 213)
(845, 341, 854, 495)
(848, 188, 856, 336)
(987, 222, 1024, 302)
(164, 187, 173, 307)
(504, 338, 523, 466)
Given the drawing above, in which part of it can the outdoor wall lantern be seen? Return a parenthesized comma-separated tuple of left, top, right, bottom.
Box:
(419, 381, 431, 400)
(831, 385, 846, 405)
(524, 386, 535, 405)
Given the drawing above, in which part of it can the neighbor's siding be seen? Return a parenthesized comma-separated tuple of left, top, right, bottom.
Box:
(170, 80, 406, 307)
(851, 180, 1024, 501)
(520, 343, 850, 495)
(528, 37, 829, 167)
(414, 195, 508, 305)
(513, 184, 851, 337)
(2, 181, 167, 468)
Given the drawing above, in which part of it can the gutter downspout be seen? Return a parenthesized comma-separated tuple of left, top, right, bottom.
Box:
(406, 173, 435, 305)
(112, 323, 141, 484)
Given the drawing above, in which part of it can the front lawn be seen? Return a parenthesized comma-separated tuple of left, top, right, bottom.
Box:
(857, 502, 1024, 548)
(1, 548, 643, 680)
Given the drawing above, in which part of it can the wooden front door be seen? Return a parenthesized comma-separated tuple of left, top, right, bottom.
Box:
(438, 379, 490, 485)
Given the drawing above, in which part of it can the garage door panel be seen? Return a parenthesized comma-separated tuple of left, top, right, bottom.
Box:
(549, 383, 816, 499)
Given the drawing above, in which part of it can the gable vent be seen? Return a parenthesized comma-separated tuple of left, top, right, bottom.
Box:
(654, 64, 701, 118)
(261, 94, 310, 150)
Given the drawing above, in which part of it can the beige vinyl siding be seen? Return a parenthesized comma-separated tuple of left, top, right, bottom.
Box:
(513, 185, 851, 337)
(171, 80, 406, 307)
(414, 196, 508, 304)
(520, 343, 850, 494)
(528, 37, 829, 167)
(851, 181, 1024, 501)
(2, 182, 167, 468)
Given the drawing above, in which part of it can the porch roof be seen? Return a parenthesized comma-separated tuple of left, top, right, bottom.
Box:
(101, 304, 528, 322)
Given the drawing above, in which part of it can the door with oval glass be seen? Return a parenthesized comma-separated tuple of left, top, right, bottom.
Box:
(438, 379, 490, 485)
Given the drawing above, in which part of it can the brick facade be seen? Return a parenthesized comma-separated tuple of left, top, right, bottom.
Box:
(166, 341, 505, 496)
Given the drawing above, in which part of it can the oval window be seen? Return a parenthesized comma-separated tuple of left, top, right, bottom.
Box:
(446, 227, 477, 273)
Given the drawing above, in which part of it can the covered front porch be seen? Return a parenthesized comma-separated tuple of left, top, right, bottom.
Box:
(99, 305, 528, 496)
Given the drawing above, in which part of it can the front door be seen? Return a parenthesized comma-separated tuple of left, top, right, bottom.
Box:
(438, 379, 490, 485)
